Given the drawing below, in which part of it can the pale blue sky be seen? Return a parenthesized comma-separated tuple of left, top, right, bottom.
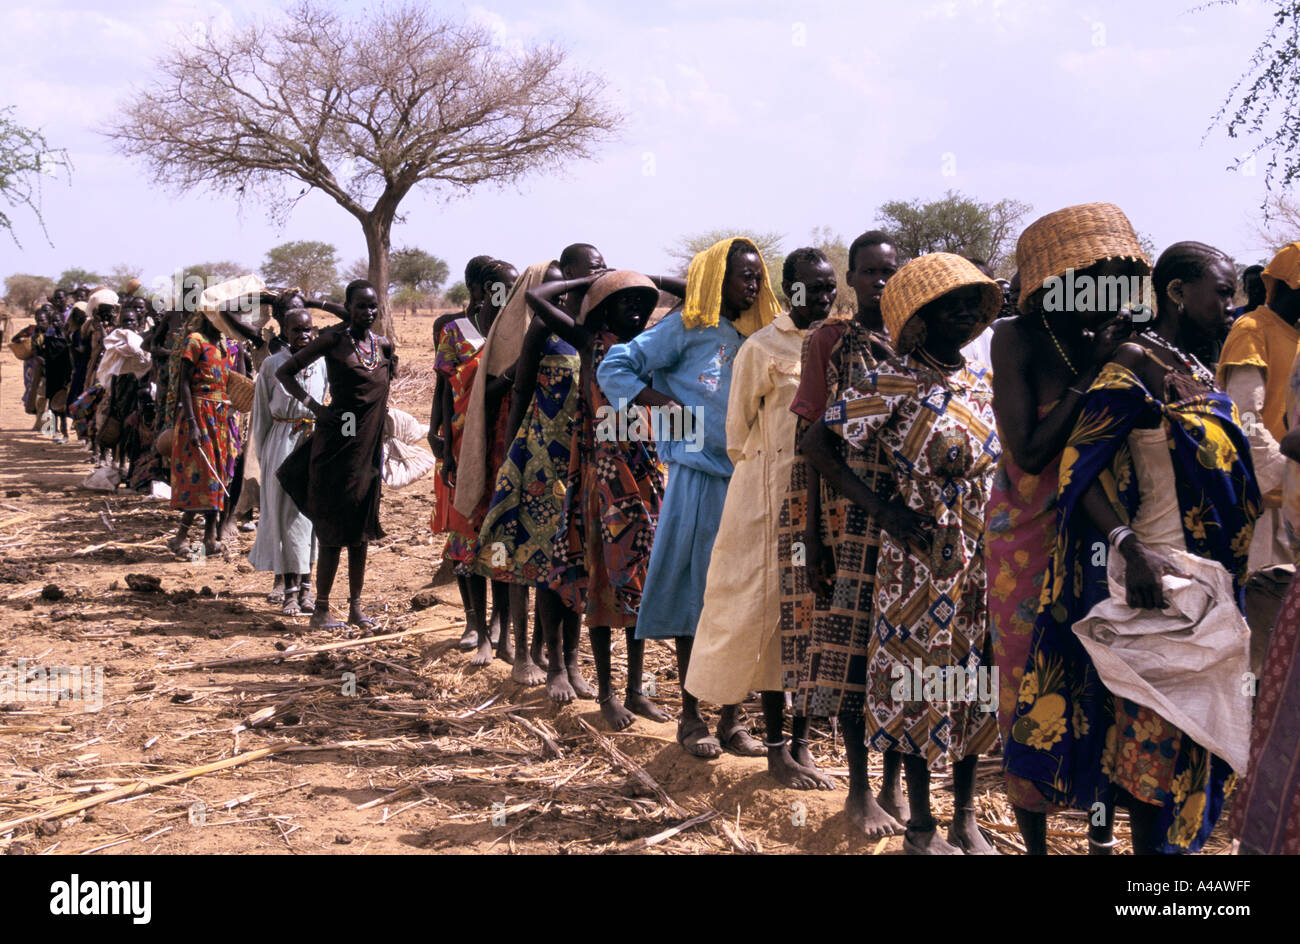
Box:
(0, 0, 1288, 294)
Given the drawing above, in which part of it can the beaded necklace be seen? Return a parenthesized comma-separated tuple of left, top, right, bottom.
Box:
(350, 329, 379, 371)
(914, 346, 963, 374)
(1040, 313, 1078, 375)
(1140, 329, 1215, 389)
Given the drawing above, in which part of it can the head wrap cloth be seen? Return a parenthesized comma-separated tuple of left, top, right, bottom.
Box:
(681, 237, 781, 337)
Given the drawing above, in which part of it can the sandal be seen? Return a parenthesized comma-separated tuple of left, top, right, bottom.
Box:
(267, 588, 286, 605)
(281, 597, 304, 617)
(717, 718, 766, 757)
(347, 598, 378, 633)
(310, 601, 346, 632)
(297, 589, 315, 612)
(677, 718, 722, 759)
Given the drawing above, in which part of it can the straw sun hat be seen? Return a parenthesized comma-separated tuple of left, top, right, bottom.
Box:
(881, 252, 1002, 355)
(578, 270, 659, 324)
(1015, 202, 1150, 314)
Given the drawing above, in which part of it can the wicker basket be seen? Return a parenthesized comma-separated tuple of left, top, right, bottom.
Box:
(1015, 202, 1150, 313)
(98, 416, 122, 448)
(227, 371, 255, 413)
(578, 270, 660, 324)
(9, 336, 34, 360)
(881, 253, 1003, 355)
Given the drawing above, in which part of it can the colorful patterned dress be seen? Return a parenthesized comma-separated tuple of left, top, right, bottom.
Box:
(1230, 575, 1300, 853)
(985, 401, 1061, 810)
(550, 331, 665, 627)
(432, 317, 485, 565)
(596, 311, 743, 640)
(779, 319, 894, 719)
(1005, 363, 1260, 853)
(822, 355, 1002, 767)
(170, 332, 240, 513)
(476, 334, 580, 583)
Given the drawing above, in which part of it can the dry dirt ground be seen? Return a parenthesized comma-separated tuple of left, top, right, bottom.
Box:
(0, 310, 1230, 855)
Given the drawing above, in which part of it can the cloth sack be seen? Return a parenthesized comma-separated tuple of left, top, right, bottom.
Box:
(382, 438, 436, 489)
(1072, 546, 1253, 773)
(80, 466, 122, 491)
(384, 406, 430, 444)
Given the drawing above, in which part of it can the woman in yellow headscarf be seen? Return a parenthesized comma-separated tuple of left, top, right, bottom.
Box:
(597, 237, 781, 757)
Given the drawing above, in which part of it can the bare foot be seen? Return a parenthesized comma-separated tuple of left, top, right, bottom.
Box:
(598, 695, 636, 731)
(495, 639, 515, 666)
(878, 783, 910, 824)
(511, 657, 548, 686)
(948, 810, 998, 855)
(767, 743, 821, 789)
(567, 668, 595, 699)
(547, 669, 576, 704)
(625, 691, 671, 722)
(904, 823, 964, 855)
(845, 790, 904, 840)
(458, 625, 477, 650)
(790, 740, 838, 790)
(469, 636, 493, 667)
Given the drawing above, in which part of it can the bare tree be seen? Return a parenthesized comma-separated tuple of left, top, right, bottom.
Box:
(106, 1, 622, 337)
(0, 107, 71, 248)
(1208, 0, 1300, 199)
(1251, 190, 1300, 252)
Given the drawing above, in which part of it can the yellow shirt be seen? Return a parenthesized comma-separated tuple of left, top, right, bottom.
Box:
(1216, 304, 1300, 441)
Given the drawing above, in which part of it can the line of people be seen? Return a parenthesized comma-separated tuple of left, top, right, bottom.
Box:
(424, 206, 1299, 856)
(10, 202, 1298, 856)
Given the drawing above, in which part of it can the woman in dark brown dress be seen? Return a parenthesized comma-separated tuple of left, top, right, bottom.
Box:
(276, 280, 394, 631)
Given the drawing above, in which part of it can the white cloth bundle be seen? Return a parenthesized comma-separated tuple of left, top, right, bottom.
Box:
(200, 274, 271, 340)
(80, 466, 122, 492)
(382, 438, 436, 489)
(384, 406, 431, 444)
(380, 406, 436, 488)
(1072, 547, 1253, 772)
(95, 329, 152, 386)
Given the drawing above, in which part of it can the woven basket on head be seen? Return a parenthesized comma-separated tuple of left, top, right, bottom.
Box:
(578, 270, 660, 324)
(227, 371, 255, 413)
(881, 253, 1003, 355)
(1016, 202, 1150, 313)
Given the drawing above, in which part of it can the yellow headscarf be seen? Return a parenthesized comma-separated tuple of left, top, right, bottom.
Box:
(1263, 241, 1300, 304)
(681, 237, 781, 338)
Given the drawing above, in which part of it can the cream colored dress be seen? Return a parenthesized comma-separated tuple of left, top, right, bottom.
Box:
(687, 314, 806, 705)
